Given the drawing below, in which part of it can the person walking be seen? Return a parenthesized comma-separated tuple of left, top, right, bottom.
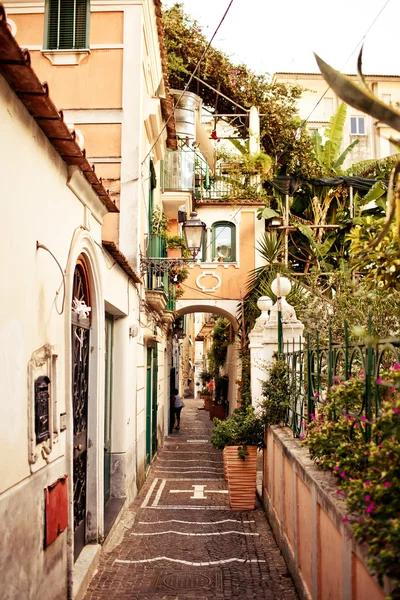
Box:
(172, 388, 184, 430)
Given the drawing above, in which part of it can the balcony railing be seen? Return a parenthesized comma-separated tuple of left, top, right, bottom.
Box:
(162, 147, 264, 201)
(146, 234, 167, 291)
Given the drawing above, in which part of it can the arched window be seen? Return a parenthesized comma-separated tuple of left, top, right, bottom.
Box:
(212, 221, 236, 262)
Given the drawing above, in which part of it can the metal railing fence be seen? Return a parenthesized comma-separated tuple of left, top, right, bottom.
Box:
(161, 147, 265, 201)
(279, 313, 400, 440)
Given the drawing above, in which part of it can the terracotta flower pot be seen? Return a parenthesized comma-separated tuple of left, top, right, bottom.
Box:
(222, 447, 228, 481)
(203, 397, 211, 411)
(167, 247, 182, 258)
(209, 404, 215, 420)
(224, 445, 257, 510)
(212, 404, 226, 420)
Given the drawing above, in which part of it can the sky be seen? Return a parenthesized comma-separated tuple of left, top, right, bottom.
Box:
(164, 0, 400, 77)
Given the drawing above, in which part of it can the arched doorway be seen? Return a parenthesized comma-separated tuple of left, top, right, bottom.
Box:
(71, 258, 92, 562)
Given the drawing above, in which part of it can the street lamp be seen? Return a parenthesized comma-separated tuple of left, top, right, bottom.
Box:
(182, 211, 206, 259)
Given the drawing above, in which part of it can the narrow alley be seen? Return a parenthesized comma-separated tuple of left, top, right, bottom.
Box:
(84, 398, 298, 600)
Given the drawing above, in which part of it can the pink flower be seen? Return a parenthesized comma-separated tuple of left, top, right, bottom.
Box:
(342, 516, 349, 523)
(340, 472, 346, 478)
(335, 490, 341, 494)
(333, 377, 340, 383)
(394, 408, 399, 414)
(384, 482, 391, 487)
(334, 466, 340, 471)
(391, 387, 396, 392)
(377, 377, 382, 384)
(310, 413, 316, 421)
(393, 363, 400, 371)
(300, 434, 305, 439)
(366, 503, 375, 514)
(361, 416, 367, 422)
(314, 393, 319, 399)
(364, 495, 371, 502)
(359, 370, 364, 376)
(364, 480, 371, 486)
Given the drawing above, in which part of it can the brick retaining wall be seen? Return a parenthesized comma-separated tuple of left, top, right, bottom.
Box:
(262, 426, 388, 600)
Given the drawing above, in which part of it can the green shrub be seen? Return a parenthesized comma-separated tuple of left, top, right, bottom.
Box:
(260, 357, 291, 425)
(211, 405, 265, 459)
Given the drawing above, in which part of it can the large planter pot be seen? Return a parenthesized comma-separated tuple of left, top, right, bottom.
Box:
(209, 404, 215, 420)
(203, 397, 211, 411)
(212, 404, 226, 420)
(222, 448, 228, 481)
(224, 446, 257, 510)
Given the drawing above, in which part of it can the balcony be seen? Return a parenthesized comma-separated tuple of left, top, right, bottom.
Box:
(162, 147, 267, 202)
(144, 234, 178, 321)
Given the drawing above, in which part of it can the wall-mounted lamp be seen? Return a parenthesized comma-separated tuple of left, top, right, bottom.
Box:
(140, 211, 206, 276)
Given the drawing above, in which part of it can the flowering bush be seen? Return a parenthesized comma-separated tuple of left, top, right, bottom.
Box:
(305, 377, 369, 478)
(303, 367, 400, 591)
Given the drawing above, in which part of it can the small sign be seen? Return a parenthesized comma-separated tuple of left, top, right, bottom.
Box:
(45, 475, 68, 547)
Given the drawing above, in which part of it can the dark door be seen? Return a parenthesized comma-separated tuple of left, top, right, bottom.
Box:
(169, 368, 176, 434)
(151, 346, 158, 456)
(71, 262, 91, 562)
(104, 314, 113, 506)
(146, 345, 159, 465)
(146, 347, 152, 466)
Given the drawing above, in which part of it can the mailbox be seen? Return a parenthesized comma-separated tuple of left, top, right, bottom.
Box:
(35, 375, 51, 444)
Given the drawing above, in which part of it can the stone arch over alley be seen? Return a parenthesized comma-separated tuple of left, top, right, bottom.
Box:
(176, 299, 240, 331)
(175, 299, 241, 413)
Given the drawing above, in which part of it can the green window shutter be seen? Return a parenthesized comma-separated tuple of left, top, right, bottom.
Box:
(46, 0, 88, 50)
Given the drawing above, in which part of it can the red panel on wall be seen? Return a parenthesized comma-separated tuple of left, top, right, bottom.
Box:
(45, 475, 69, 548)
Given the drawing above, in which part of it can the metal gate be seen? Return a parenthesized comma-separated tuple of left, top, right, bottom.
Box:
(71, 262, 91, 562)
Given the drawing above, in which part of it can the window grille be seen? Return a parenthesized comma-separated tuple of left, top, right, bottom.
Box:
(46, 0, 89, 50)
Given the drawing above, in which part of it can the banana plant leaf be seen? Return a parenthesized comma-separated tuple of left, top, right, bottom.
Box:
(334, 139, 359, 170)
(314, 54, 400, 132)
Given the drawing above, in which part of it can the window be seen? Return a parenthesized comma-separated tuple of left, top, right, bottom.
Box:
(382, 94, 392, 105)
(46, 0, 89, 50)
(212, 222, 236, 262)
(350, 116, 366, 135)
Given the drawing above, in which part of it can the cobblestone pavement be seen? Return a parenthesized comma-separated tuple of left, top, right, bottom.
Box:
(84, 398, 298, 599)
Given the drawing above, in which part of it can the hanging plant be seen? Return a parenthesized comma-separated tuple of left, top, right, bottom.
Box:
(150, 206, 169, 238)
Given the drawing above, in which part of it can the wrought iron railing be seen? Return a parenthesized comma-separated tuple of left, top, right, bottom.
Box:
(161, 147, 264, 201)
(146, 234, 167, 292)
(279, 313, 400, 440)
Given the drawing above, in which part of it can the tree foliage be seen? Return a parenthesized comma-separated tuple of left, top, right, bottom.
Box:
(162, 3, 321, 178)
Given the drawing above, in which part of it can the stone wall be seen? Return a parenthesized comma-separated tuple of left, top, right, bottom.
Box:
(262, 426, 388, 600)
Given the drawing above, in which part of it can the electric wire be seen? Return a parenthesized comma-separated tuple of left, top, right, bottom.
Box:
(141, 0, 234, 167)
(291, 0, 392, 139)
(36, 242, 66, 315)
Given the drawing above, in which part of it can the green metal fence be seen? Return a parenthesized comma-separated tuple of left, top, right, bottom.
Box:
(279, 313, 400, 440)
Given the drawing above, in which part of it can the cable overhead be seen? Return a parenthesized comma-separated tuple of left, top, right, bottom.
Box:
(142, 0, 234, 166)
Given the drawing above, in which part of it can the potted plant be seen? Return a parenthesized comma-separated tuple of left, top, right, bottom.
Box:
(166, 234, 186, 258)
(201, 388, 213, 411)
(211, 406, 265, 510)
(211, 374, 229, 420)
(150, 206, 169, 238)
